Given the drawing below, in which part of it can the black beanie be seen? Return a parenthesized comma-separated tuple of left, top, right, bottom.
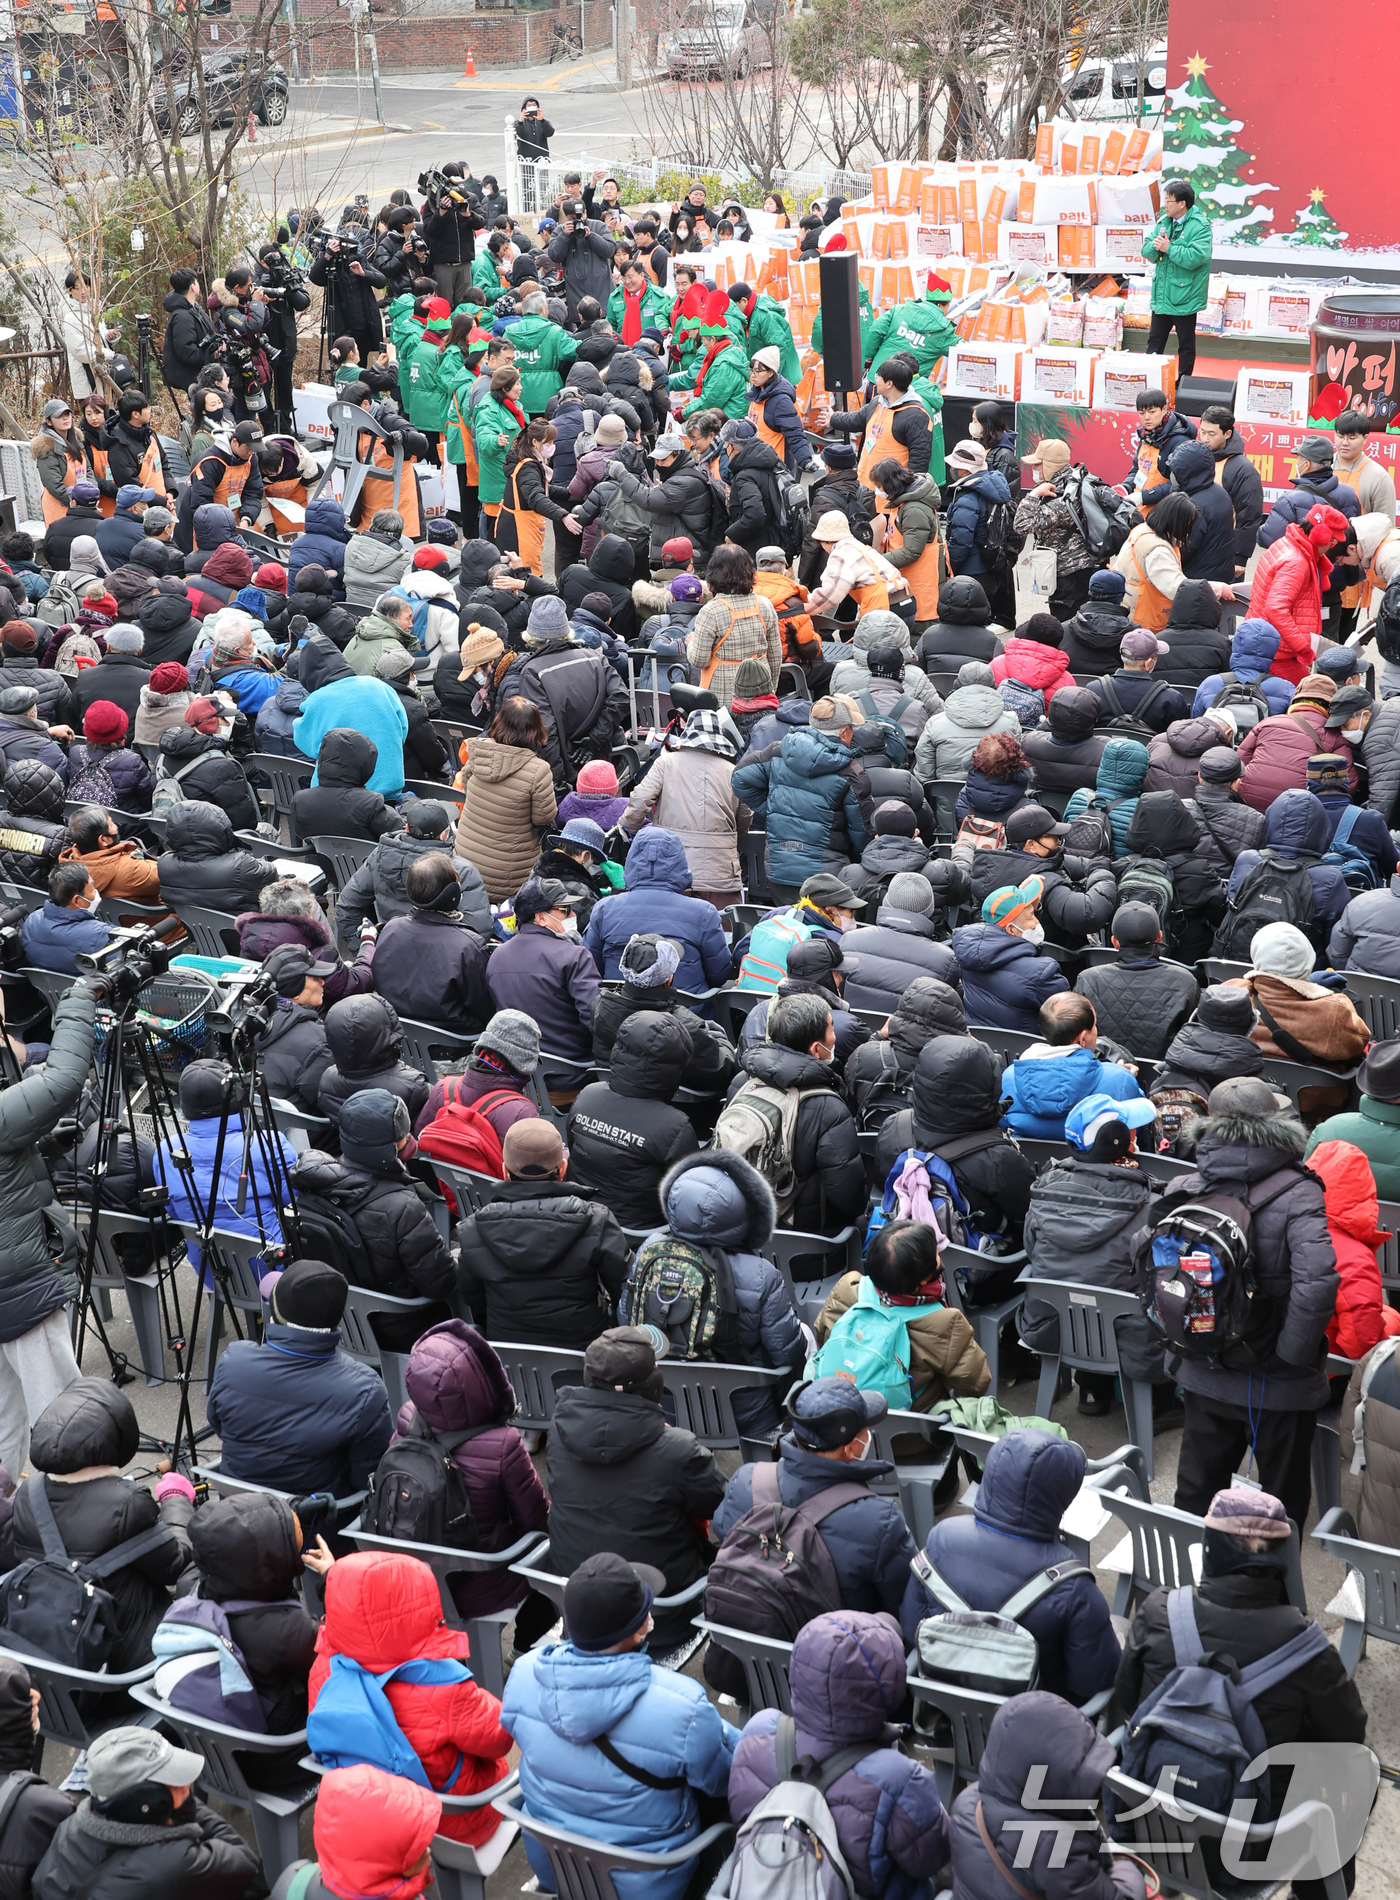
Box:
(1196, 984, 1256, 1035)
(873, 799, 918, 838)
(272, 1258, 348, 1330)
(563, 1552, 663, 1652)
(1018, 613, 1064, 648)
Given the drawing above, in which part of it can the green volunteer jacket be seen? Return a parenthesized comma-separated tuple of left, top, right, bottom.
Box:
(386, 293, 420, 356)
(1142, 205, 1213, 314)
(403, 334, 450, 432)
(436, 346, 475, 463)
(866, 297, 958, 376)
(680, 338, 751, 420)
(473, 389, 522, 504)
(812, 282, 876, 363)
(606, 282, 674, 338)
(728, 292, 801, 382)
(504, 314, 578, 415)
(472, 252, 505, 296)
(911, 373, 947, 487)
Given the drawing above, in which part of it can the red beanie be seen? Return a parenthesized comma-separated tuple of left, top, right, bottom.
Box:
(149, 662, 189, 695)
(184, 695, 221, 733)
(576, 760, 619, 796)
(412, 546, 448, 570)
(83, 699, 128, 744)
(254, 562, 287, 590)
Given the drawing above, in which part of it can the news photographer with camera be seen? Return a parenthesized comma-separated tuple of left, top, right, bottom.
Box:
(372, 205, 425, 299)
(255, 236, 312, 434)
(160, 268, 223, 407)
(212, 267, 274, 426)
(308, 223, 388, 368)
(420, 163, 486, 310)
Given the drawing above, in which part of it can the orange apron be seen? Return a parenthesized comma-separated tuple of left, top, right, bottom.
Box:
(1124, 524, 1173, 631)
(264, 476, 307, 537)
(493, 463, 545, 576)
(850, 573, 890, 613)
(1134, 441, 1165, 514)
(42, 451, 85, 525)
(211, 460, 252, 512)
(747, 394, 787, 461)
(88, 446, 116, 518)
(449, 391, 480, 487)
(857, 404, 907, 491)
(358, 434, 421, 538)
(137, 437, 167, 498)
(886, 514, 940, 619)
(1336, 462, 1366, 609)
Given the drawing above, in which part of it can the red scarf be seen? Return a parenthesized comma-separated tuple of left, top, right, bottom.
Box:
(621, 287, 644, 346)
(501, 394, 527, 429)
(876, 1275, 945, 1308)
(694, 333, 732, 389)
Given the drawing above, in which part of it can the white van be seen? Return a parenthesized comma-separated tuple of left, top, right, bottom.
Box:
(664, 0, 776, 79)
(1061, 47, 1167, 125)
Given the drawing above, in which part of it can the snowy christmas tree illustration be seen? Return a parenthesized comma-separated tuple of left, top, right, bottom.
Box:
(1163, 52, 1276, 244)
(1287, 188, 1348, 249)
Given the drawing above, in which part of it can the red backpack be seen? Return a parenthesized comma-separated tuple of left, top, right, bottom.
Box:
(416, 1079, 517, 1208)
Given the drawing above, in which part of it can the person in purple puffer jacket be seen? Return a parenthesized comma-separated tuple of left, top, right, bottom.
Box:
(391, 1319, 555, 1646)
(728, 1610, 950, 1900)
(554, 756, 629, 833)
(235, 875, 376, 1009)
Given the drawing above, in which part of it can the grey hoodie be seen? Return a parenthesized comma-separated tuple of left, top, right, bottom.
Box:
(343, 528, 412, 609)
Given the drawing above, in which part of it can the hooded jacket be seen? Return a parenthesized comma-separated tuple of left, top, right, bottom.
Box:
(501, 1640, 737, 1900)
(342, 608, 416, 681)
(1117, 788, 1228, 965)
(185, 541, 254, 620)
(989, 635, 1072, 713)
(722, 437, 785, 554)
(453, 733, 558, 902)
(293, 636, 409, 797)
(292, 727, 405, 843)
(1362, 694, 1400, 828)
(133, 676, 194, 748)
(1236, 696, 1353, 813)
(1063, 737, 1152, 858)
(1184, 779, 1268, 876)
(1058, 598, 1131, 681)
(1144, 712, 1234, 802)
(729, 1613, 951, 1900)
(723, 1039, 866, 1232)
(13, 1382, 192, 1672)
(557, 534, 639, 641)
(1173, 442, 1240, 584)
(1225, 786, 1352, 942)
(839, 905, 959, 1016)
(1003, 1038, 1146, 1141)
(620, 742, 743, 895)
(317, 994, 432, 1126)
(1329, 874, 1400, 980)
(392, 1321, 549, 1616)
(732, 724, 873, 891)
(371, 905, 492, 1038)
(155, 724, 260, 830)
(966, 842, 1118, 950)
(840, 977, 963, 1120)
(336, 826, 491, 941)
(1307, 1140, 1400, 1361)
(343, 526, 411, 609)
(585, 828, 731, 994)
(253, 675, 308, 758)
(274, 569, 359, 651)
(948, 923, 1068, 1034)
(1155, 578, 1234, 692)
(944, 469, 1012, 581)
(255, 997, 333, 1116)
(288, 1765, 441, 1900)
(565, 1012, 700, 1227)
(1018, 685, 1107, 794)
(1249, 515, 1346, 676)
(33, 1797, 258, 1900)
(914, 681, 1020, 781)
(901, 1431, 1122, 1705)
(308, 1552, 511, 1845)
(1258, 471, 1360, 601)
(134, 585, 199, 669)
(1021, 1156, 1164, 1381)
(1155, 1009, 1266, 1105)
(287, 497, 350, 590)
(155, 798, 269, 913)
(498, 634, 630, 785)
(185, 1493, 319, 1732)
(289, 1146, 453, 1305)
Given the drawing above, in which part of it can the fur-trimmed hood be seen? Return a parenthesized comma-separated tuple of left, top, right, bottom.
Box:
(660, 1147, 776, 1253)
(1195, 1109, 1307, 1158)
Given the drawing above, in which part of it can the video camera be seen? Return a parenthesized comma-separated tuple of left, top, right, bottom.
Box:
(418, 167, 477, 211)
(75, 925, 177, 1007)
(204, 965, 280, 1041)
(260, 248, 307, 299)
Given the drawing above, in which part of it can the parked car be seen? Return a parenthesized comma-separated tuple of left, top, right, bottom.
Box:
(665, 0, 775, 78)
(152, 51, 289, 135)
(1060, 45, 1167, 124)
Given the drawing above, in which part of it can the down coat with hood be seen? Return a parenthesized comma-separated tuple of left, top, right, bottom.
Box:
(317, 993, 432, 1126)
(1063, 737, 1151, 858)
(1248, 509, 1351, 679)
(456, 1168, 631, 1348)
(1185, 778, 1268, 876)
(1154, 1010, 1265, 1103)
(827, 612, 943, 717)
(0, 760, 69, 887)
(840, 902, 959, 1015)
(1003, 1043, 1145, 1140)
(155, 798, 270, 912)
(1224, 786, 1352, 942)
(294, 729, 405, 845)
(1236, 696, 1353, 813)
(1018, 684, 1107, 794)
(396, 565, 462, 660)
(948, 925, 1068, 1034)
(989, 634, 1072, 711)
(185, 541, 253, 620)
(622, 1151, 804, 1439)
(287, 497, 350, 590)
(585, 828, 732, 994)
(1116, 789, 1228, 965)
(33, 1797, 257, 1900)
(843, 978, 964, 1126)
(1154, 1103, 1338, 1411)
(335, 823, 491, 941)
(11, 1381, 192, 1673)
(912, 577, 999, 673)
(274, 567, 358, 651)
(1058, 596, 1131, 681)
(1308, 1140, 1400, 1361)
(392, 1321, 549, 1616)
(557, 534, 639, 642)
(1173, 442, 1239, 584)
(948, 1693, 1136, 1900)
(729, 1612, 951, 1900)
(283, 1764, 441, 1900)
(1156, 578, 1233, 688)
(501, 1638, 737, 1900)
(155, 724, 260, 830)
(900, 1430, 1121, 1706)
(565, 1011, 699, 1227)
(1329, 875, 1400, 980)
(293, 635, 409, 796)
(289, 1145, 453, 1306)
(185, 1493, 319, 1732)
(137, 585, 199, 668)
(915, 677, 1020, 781)
(1144, 711, 1233, 802)
(944, 468, 1012, 581)
(254, 676, 309, 756)
(966, 842, 1118, 950)
(134, 677, 194, 748)
(343, 524, 411, 609)
(1021, 1157, 1164, 1382)
(309, 1552, 511, 1846)
(732, 725, 872, 892)
(452, 734, 558, 903)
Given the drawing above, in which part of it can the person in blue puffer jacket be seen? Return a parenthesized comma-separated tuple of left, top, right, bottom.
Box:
(942, 440, 1012, 583)
(1001, 991, 1144, 1139)
(949, 879, 1069, 1033)
(900, 1428, 1122, 1707)
(1225, 786, 1352, 950)
(154, 1058, 296, 1282)
(501, 1551, 738, 1900)
(738, 692, 808, 760)
(729, 1611, 951, 1900)
(951, 730, 1034, 829)
(1191, 617, 1294, 720)
(286, 496, 351, 593)
(585, 827, 731, 995)
(1062, 736, 1150, 859)
(731, 699, 874, 900)
(253, 675, 308, 755)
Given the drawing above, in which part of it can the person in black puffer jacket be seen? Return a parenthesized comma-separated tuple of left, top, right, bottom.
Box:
(0, 692, 69, 781)
(155, 710, 261, 831)
(7, 1380, 193, 1672)
(1152, 983, 1266, 1125)
(0, 1655, 72, 1894)
(1019, 684, 1108, 794)
(1155, 577, 1234, 692)
(590, 930, 737, 1095)
(844, 976, 966, 1132)
(839, 799, 934, 905)
(156, 799, 270, 914)
(840, 872, 962, 1013)
(317, 992, 431, 1126)
(182, 1492, 319, 1733)
(557, 533, 639, 642)
(1058, 571, 1132, 680)
(912, 576, 1000, 674)
(292, 728, 405, 843)
(1116, 788, 1227, 966)
(565, 1010, 699, 1229)
(137, 583, 200, 667)
(1074, 901, 1201, 1063)
(455, 551, 557, 645)
(1183, 744, 1267, 875)
(372, 649, 449, 781)
(0, 629, 75, 726)
(797, 444, 874, 592)
(335, 799, 491, 944)
(1173, 442, 1239, 586)
(370, 852, 492, 1038)
(722, 435, 786, 557)
(0, 760, 70, 887)
(270, 563, 357, 652)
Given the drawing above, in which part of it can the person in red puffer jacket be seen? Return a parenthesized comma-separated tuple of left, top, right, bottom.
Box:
(307, 1551, 512, 1846)
(273, 1761, 442, 1900)
(1247, 502, 1351, 685)
(1308, 1138, 1400, 1361)
(989, 613, 1073, 721)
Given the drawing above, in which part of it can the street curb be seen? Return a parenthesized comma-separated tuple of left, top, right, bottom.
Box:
(238, 121, 417, 154)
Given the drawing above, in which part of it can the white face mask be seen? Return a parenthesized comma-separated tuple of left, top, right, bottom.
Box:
(561, 914, 579, 936)
(835, 911, 857, 934)
(1018, 920, 1045, 948)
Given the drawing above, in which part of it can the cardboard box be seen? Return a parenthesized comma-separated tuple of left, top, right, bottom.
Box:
(1025, 178, 1095, 227)
(1265, 287, 1316, 335)
(1023, 347, 1095, 405)
(946, 343, 1022, 400)
(1238, 367, 1312, 424)
(1094, 350, 1176, 410)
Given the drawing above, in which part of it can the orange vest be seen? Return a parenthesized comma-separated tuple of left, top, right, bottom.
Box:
(1123, 524, 1174, 631)
(137, 437, 167, 498)
(42, 451, 85, 525)
(449, 391, 480, 486)
(1336, 462, 1367, 608)
(857, 403, 907, 491)
(886, 514, 940, 619)
(747, 394, 786, 461)
(88, 447, 116, 518)
(494, 462, 545, 577)
(1135, 441, 1165, 515)
(211, 460, 252, 511)
(850, 573, 890, 613)
(359, 434, 421, 538)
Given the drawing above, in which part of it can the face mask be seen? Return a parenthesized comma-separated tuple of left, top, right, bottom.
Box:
(1018, 921, 1045, 948)
(539, 443, 554, 461)
(561, 915, 580, 936)
(836, 912, 857, 934)
(85, 892, 102, 912)
(813, 1040, 836, 1065)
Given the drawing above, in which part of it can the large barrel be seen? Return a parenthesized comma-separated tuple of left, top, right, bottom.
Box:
(1309, 292, 1400, 430)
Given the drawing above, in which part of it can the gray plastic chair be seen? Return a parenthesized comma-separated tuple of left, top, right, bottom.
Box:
(1101, 1491, 1307, 1618)
(968, 1026, 1040, 1066)
(404, 777, 464, 810)
(393, 1016, 478, 1085)
(1016, 1273, 1158, 1481)
(425, 1156, 505, 1217)
(1312, 1505, 1400, 1674)
(495, 1797, 731, 1900)
(171, 902, 243, 958)
(509, 1540, 708, 1667)
(95, 894, 173, 929)
(0, 880, 45, 915)
(1201, 958, 1251, 986)
(937, 1245, 1026, 1393)
(659, 1359, 791, 1454)
(243, 753, 314, 835)
(1256, 1054, 1359, 1109)
(79, 1208, 167, 1384)
(267, 1096, 334, 1155)
(1342, 969, 1400, 1041)
(493, 1340, 588, 1430)
(1376, 1201, 1400, 1291)
(0, 1646, 157, 1758)
(905, 1671, 1005, 1804)
(339, 1282, 439, 1417)
(305, 832, 378, 890)
(693, 1620, 793, 1715)
(863, 1408, 957, 1547)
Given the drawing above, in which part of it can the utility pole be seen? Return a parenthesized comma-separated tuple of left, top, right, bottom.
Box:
(616, 0, 631, 91)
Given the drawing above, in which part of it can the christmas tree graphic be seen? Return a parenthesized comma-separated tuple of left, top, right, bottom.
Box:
(1163, 52, 1276, 244)
(1287, 188, 1349, 249)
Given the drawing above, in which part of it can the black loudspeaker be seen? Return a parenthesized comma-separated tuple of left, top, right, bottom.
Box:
(818, 252, 862, 400)
(1175, 375, 1238, 418)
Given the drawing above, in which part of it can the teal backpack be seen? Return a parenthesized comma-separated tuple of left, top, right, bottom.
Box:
(809, 1274, 942, 1409)
(737, 908, 818, 994)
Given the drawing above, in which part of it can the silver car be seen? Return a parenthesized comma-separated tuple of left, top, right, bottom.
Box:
(665, 0, 775, 78)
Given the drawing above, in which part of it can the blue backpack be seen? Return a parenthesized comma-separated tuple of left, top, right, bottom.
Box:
(866, 1147, 975, 1252)
(1112, 1587, 1329, 1825)
(737, 908, 818, 993)
(809, 1274, 943, 1409)
(1321, 806, 1380, 896)
(306, 1652, 473, 1790)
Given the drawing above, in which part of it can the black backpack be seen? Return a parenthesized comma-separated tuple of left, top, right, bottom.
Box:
(762, 465, 811, 560)
(703, 1464, 869, 1641)
(1374, 575, 1400, 663)
(1096, 674, 1171, 738)
(1061, 467, 1141, 559)
(365, 1412, 487, 1549)
(700, 472, 730, 553)
(1211, 848, 1316, 959)
(977, 498, 1018, 582)
(1064, 791, 1126, 861)
(1208, 671, 1270, 735)
(0, 1477, 175, 1670)
(288, 1186, 373, 1284)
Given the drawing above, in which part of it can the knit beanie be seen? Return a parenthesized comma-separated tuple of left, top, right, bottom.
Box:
(184, 696, 222, 733)
(1197, 745, 1243, 785)
(271, 1259, 348, 1330)
(338, 1088, 410, 1171)
(886, 872, 935, 916)
(475, 1008, 541, 1078)
(580, 592, 614, 622)
(524, 595, 571, 645)
(254, 563, 288, 591)
(733, 656, 775, 697)
(873, 799, 917, 838)
(1016, 613, 1065, 648)
(576, 760, 619, 797)
(1196, 984, 1258, 1036)
(148, 662, 189, 696)
(82, 700, 128, 744)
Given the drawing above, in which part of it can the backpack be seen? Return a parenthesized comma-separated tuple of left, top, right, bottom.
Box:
(1211, 848, 1315, 959)
(762, 464, 810, 561)
(0, 1476, 174, 1670)
(1062, 467, 1140, 559)
(65, 744, 121, 808)
(1111, 1587, 1330, 1825)
(1134, 1166, 1306, 1368)
(809, 1274, 943, 1409)
(952, 810, 1006, 865)
(737, 909, 817, 993)
(909, 1548, 1090, 1708)
(623, 1232, 741, 1362)
(997, 676, 1045, 731)
(36, 575, 80, 627)
(1064, 791, 1126, 861)
(1116, 855, 1176, 935)
(1209, 670, 1269, 735)
(1147, 1083, 1209, 1152)
(288, 1185, 374, 1283)
(1373, 575, 1400, 664)
(416, 1078, 515, 1181)
(856, 687, 914, 740)
(977, 497, 1018, 581)
(599, 477, 654, 549)
(152, 1594, 284, 1731)
(1321, 804, 1381, 896)
(699, 471, 730, 553)
(866, 1146, 968, 1252)
(365, 1410, 485, 1549)
(852, 1040, 908, 1130)
(398, 598, 433, 649)
(150, 753, 206, 813)
(307, 1650, 474, 1790)
(712, 1078, 812, 1219)
(1096, 673, 1171, 738)
(710, 1714, 863, 1900)
(703, 1461, 869, 1641)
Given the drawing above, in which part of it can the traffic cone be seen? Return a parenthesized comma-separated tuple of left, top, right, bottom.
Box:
(463, 45, 476, 76)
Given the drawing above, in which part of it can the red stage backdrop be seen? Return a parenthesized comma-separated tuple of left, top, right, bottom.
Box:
(1164, 0, 1400, 256)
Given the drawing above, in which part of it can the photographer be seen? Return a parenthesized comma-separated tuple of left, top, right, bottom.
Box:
(308, 224, 387, 367)
(255, 238, 312, 433)
(547, 200, 615, 323)
(421, 162, 486, 309)
(372, 204, 423, 298)
(514, 97, 554, 162)
(160, 267, 223, 404)
(213, 267, 273, 425)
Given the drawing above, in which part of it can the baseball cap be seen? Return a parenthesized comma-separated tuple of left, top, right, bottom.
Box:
(1121, 629, 1169, 660)
(788, 1377, 888, 1450)
(946, 439, 987, 474)
(1324, 684, 1374, 729)
(982, 877, 1044, 926)
(232, 420, 264, 446)
(502, 1117, 564, 1178)
(1065, 1091, 1158, 1151)
(1005, 804, 1069, 846)
(88, 1725, 204, 1802)
(263, 942, 336, 996)
(42, 398, 72, 421)
(798, 872, 864, 913)
(115, 485, 159, 510)
(653, 435, 688, 462)
(660, 536, 693, 564)
(584, 1325, 667, 1394)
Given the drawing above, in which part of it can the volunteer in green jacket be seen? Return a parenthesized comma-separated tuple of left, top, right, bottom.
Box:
(473, 233, 511, 298)
(403, 316, 451, 451)
(726, 282, 800, 381)
(1141, 177, 1212, 378)
(473, 363, 528, 528)
(813, 279, 876, 363)
(606, 262, 672, 344)
(674, 287, 751, 420)
(865, 272, 958, 378)
(504, 288, 578, 416)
